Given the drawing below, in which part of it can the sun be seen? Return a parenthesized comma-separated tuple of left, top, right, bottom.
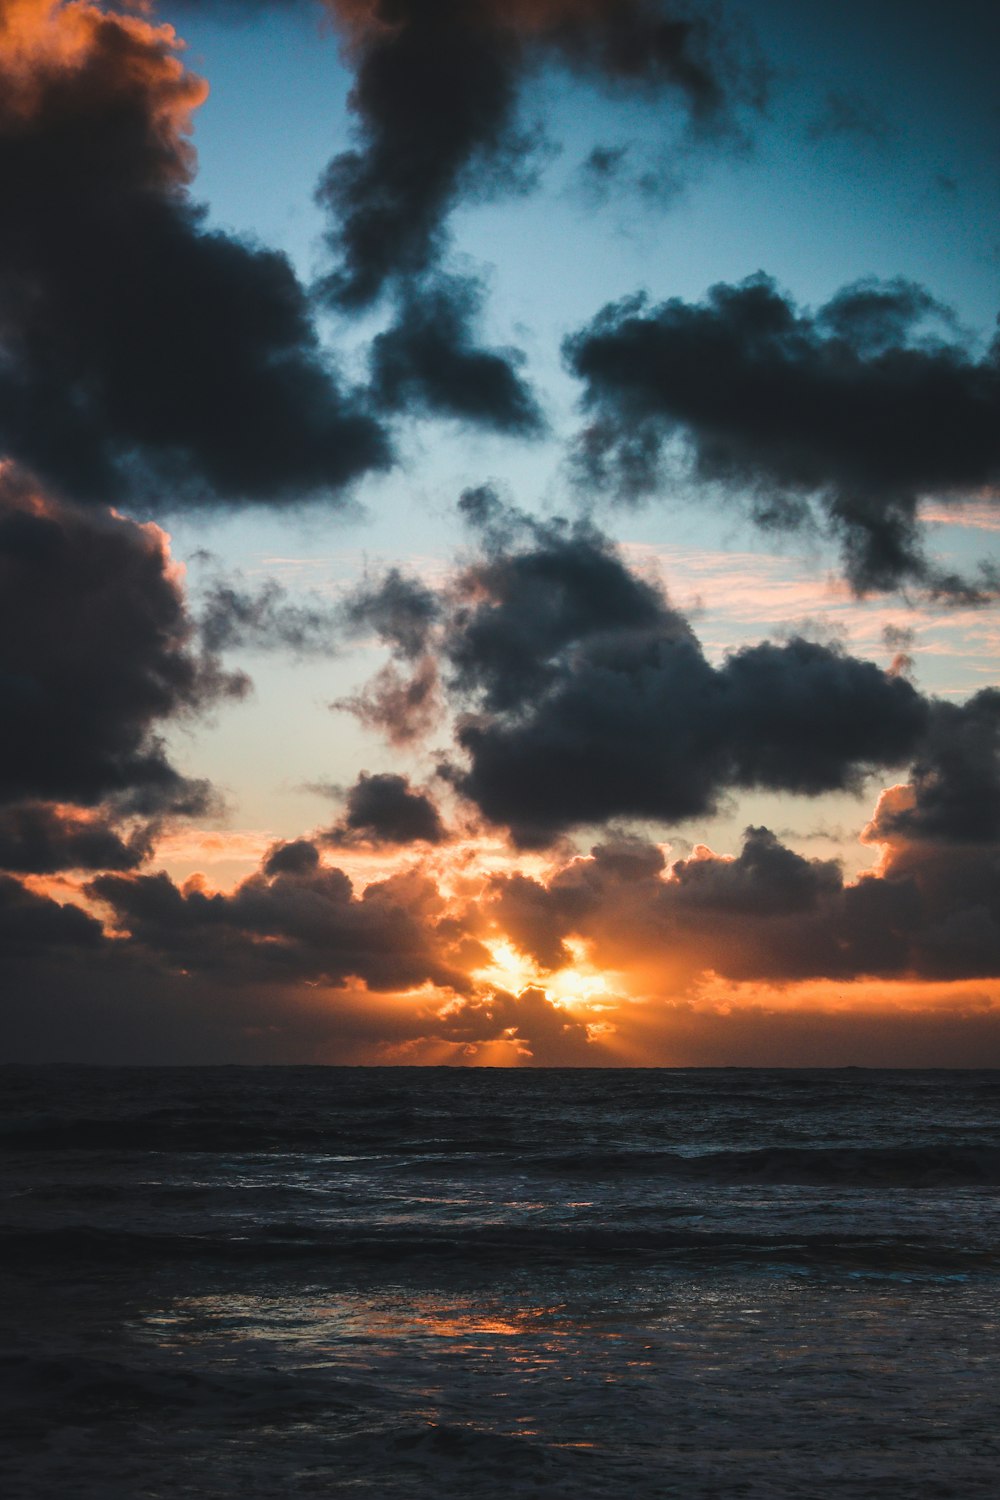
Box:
(472, 937, 610, 1011)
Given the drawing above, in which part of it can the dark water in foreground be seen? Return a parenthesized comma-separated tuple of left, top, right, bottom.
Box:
(2, 1067, 999, 1498)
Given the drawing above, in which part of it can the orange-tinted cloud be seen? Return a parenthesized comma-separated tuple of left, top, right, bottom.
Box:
(5, 760, 995, 1065)
(0, 0, 205, 144)
(0, 0, 387, 505)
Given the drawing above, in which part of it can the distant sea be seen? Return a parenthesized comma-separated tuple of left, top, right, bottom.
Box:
(2, 1067, 999, 1498)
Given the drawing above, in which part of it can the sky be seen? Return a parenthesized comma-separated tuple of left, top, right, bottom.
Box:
(1, 0, 999, 1066)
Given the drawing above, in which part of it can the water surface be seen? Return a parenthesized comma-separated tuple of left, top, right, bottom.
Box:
(3, 1067, 998, 1497)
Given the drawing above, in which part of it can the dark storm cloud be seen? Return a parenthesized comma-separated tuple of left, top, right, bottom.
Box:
(369, 274, 544, 434)
(431, 507, 929, 844)
(0, 0, 388, 509)
(307, 0, 760, 429)
(324, 772, 447, 846)
(451, 625, 923, 847)
(343, 502, 931, 844)
(262, 838, 322, 876)
(669, 823, 1000, 982)
(316, 0, 748, 310)
(447, 498, 676, 712)
(866, 690, 1000, 845)
(0, 873, 104, 951)
(668, 826, 843, 914)
(565, 274, 1000, 595)
(90, 858, 469, 992)
(0, 466, 245, 811)
(0, 802, 151, 874)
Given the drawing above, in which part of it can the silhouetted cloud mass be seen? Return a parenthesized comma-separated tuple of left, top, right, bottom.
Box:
(866, 690, 1000, 844)
(1, 1, 998, 1067)
(0, 0, 388, 508)
(309, 0, 760, 429)
(90, 859, 470, 992)
(0, 802, 152, 874)
(0, 872, 104, 951)
(342, 498, 931, 845)
(486, 821, 1000, 985)
(317, 0, 746, 309)
(565, 274, 1000, 595)
(262, 839, 323, 877)
(0, 466, 244, 813)
(369, 273, 544, 434)
(324, 772, 447, 846)
(427, 985, 594, 1062)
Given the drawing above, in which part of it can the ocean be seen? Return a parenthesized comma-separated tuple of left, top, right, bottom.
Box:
(2, 1066, 998, 1498)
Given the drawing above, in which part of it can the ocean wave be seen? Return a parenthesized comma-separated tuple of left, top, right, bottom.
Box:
(5, 1123, 999, 1190)
(0, 1116, 516, 1155)
(1, 1222, 995, 1275)
(0, 1350, 376, 1426)
(518, 1143, 1000, 1188)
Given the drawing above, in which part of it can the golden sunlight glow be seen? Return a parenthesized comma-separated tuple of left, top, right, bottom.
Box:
(471, 937, 610, 1010)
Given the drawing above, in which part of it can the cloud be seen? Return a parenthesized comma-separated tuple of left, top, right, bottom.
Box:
(335, 566, 445, 744)
(262, 838, 322, 877)
(574, 139, 687, 210)
(425, 503, 928, 844)
(89, 857, 470, 993)
(865, 690, 1000, 845)
(3, 795, 998, 1063)
(668, 826, 842, 914)
(427, 984, 596, 1063)
(369, 272, 544, 433)
(335, 656, 445, 748)
(479, 828, 839, 978)
(0, 870, 104, 951)
(340, 566, 442, 659)
(565, 274, 1000, 595)
(339, 500, 940, 847)
(486, 820, 1000, 988)
(0, 802, 152, 873)
(0, 0, 388, 509)
(323, 772, 447, 846)
(309, 0, 760, 429)
(0, 466, 245, 813)
(316, 0, 748, 310)
(578, 142, 631, 203)
(198, 574, 342, 656)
